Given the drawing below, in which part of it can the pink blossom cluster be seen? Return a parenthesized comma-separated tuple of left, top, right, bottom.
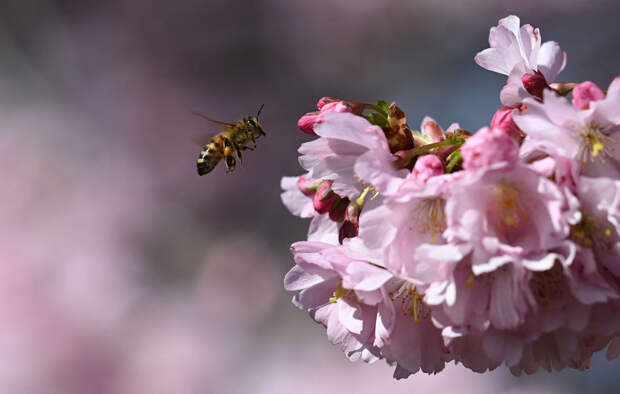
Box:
(281, 15, 620, 378)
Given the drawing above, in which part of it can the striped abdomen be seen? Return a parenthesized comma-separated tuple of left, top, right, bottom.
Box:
(196, 139, 223, 175)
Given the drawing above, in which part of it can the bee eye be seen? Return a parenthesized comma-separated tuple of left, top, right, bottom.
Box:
(247, 119, 256, 127)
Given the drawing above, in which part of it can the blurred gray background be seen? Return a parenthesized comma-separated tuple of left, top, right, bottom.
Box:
(0, 0, 619, 393)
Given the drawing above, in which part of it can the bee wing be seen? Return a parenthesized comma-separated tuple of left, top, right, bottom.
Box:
(192, 111, 234, 127)
(191, 134, 214, 146)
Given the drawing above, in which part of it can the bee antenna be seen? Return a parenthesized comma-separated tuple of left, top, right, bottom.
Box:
(256, 104, 265, 119)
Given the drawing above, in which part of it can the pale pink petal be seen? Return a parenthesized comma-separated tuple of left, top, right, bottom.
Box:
(307, 215, 339, 244)
(413, 243, 471, 283)
(293, 277, 339, 310)
(280, 176, 315, 218)
(482, 330, 523, 367)
(490, 16, 519, 45)
(499, 66, 529, 106)
(314, 112, 380, 146)
(284, 265, 324, 291)
(590, 78, 620, 124)
(338, 300, 364, 334)
(354, 148, 407, 196)
(344, 261, 392, 292)
(513, 92, 580, 157)
(537, 41, 566, 82)
(475, 48, 512, 75)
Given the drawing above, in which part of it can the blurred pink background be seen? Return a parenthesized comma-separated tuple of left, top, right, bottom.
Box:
(0, 0, 618, 392)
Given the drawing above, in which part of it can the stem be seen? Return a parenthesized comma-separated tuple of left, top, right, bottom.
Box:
(402, 138, 465, 163)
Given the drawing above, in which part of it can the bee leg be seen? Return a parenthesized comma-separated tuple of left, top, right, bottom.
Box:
(224, 155, 236, 173)
(222, 137, 236, 173)
(233, 142, 243, 164)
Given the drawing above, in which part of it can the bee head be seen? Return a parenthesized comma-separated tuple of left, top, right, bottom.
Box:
(246, 113, 265, 136)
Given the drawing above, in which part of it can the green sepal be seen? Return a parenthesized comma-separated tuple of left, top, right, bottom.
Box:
(446, 150, 462, 173)
(367, 112, 388, 128)
(376, 100, 389, 117)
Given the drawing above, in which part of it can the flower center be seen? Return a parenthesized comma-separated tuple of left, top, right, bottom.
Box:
(329, 281, 358, 304)
(353, 174, 378, 200)
(569, 211, 613, 251)
(577, 122, 615, 164)
(389, 282, 429, 324)
(487, 182, 530, 236)
(409, 198, 447, 244)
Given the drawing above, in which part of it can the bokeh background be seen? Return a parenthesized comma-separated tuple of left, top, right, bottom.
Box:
(1, 0, 619, 393)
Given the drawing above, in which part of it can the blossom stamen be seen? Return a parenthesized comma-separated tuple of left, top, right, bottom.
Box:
(569, 212, 614, 251)
(329, 281, 358, 304)
(353, 174, 378, 200)
(488, 182, 530, 235)
(576, 123, 616, 164)
(411, 198, 447, 244)
(390, 282, 429, 324)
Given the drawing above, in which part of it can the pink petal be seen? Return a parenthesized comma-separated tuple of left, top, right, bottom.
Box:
(284, 265, 324, 291)
(338, 300, 363, 334)
(307, 215, 339, 244)
(344, 261, 392, 291)
(475, 48, 511, 75)
(537, 41, 566, 82)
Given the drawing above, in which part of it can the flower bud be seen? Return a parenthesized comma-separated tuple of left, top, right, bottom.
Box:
(297, 100, 357, 135)
(411, 154, 444, 185)
(297, 113, 320, 135)
(338, 200, 362, 244)
(329, 197, 349, 222)
(423, 120, 444, 143)
(522, 71, 549, 99)
(338, 187, 372, 243)
(316, 97, 338, 110)
(297, 174, 321, 197)
(490, 106, 525, 140)
(313, 180, 339, 214)
(461, 127, 519, 171)
(572, 81, 605, 110)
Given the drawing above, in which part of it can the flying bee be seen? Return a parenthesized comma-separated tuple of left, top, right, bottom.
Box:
(194, 105, 266, 176)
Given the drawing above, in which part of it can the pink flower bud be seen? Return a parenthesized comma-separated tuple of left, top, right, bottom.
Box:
(313, 180, 339, 214)
(297, 101, 354, 135)
(522, 71, 549, 98)
(461, 127, 519, 171)
(411, 154, 444, 185)
(297, 174, 320, 197)
(572, 81, 605, 109)
(423, 120, 444, 143)
(338, 200, 361, 244)
(316, 97, 338, 110)
(490, 106, 525, 140)
(297, 113, 320, 136)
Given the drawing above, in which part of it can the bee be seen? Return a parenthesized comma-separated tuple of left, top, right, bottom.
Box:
(194, 105, 266, 176)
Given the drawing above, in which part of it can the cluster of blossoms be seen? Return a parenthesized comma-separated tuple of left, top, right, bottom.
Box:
(281, 15, 620, 378)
